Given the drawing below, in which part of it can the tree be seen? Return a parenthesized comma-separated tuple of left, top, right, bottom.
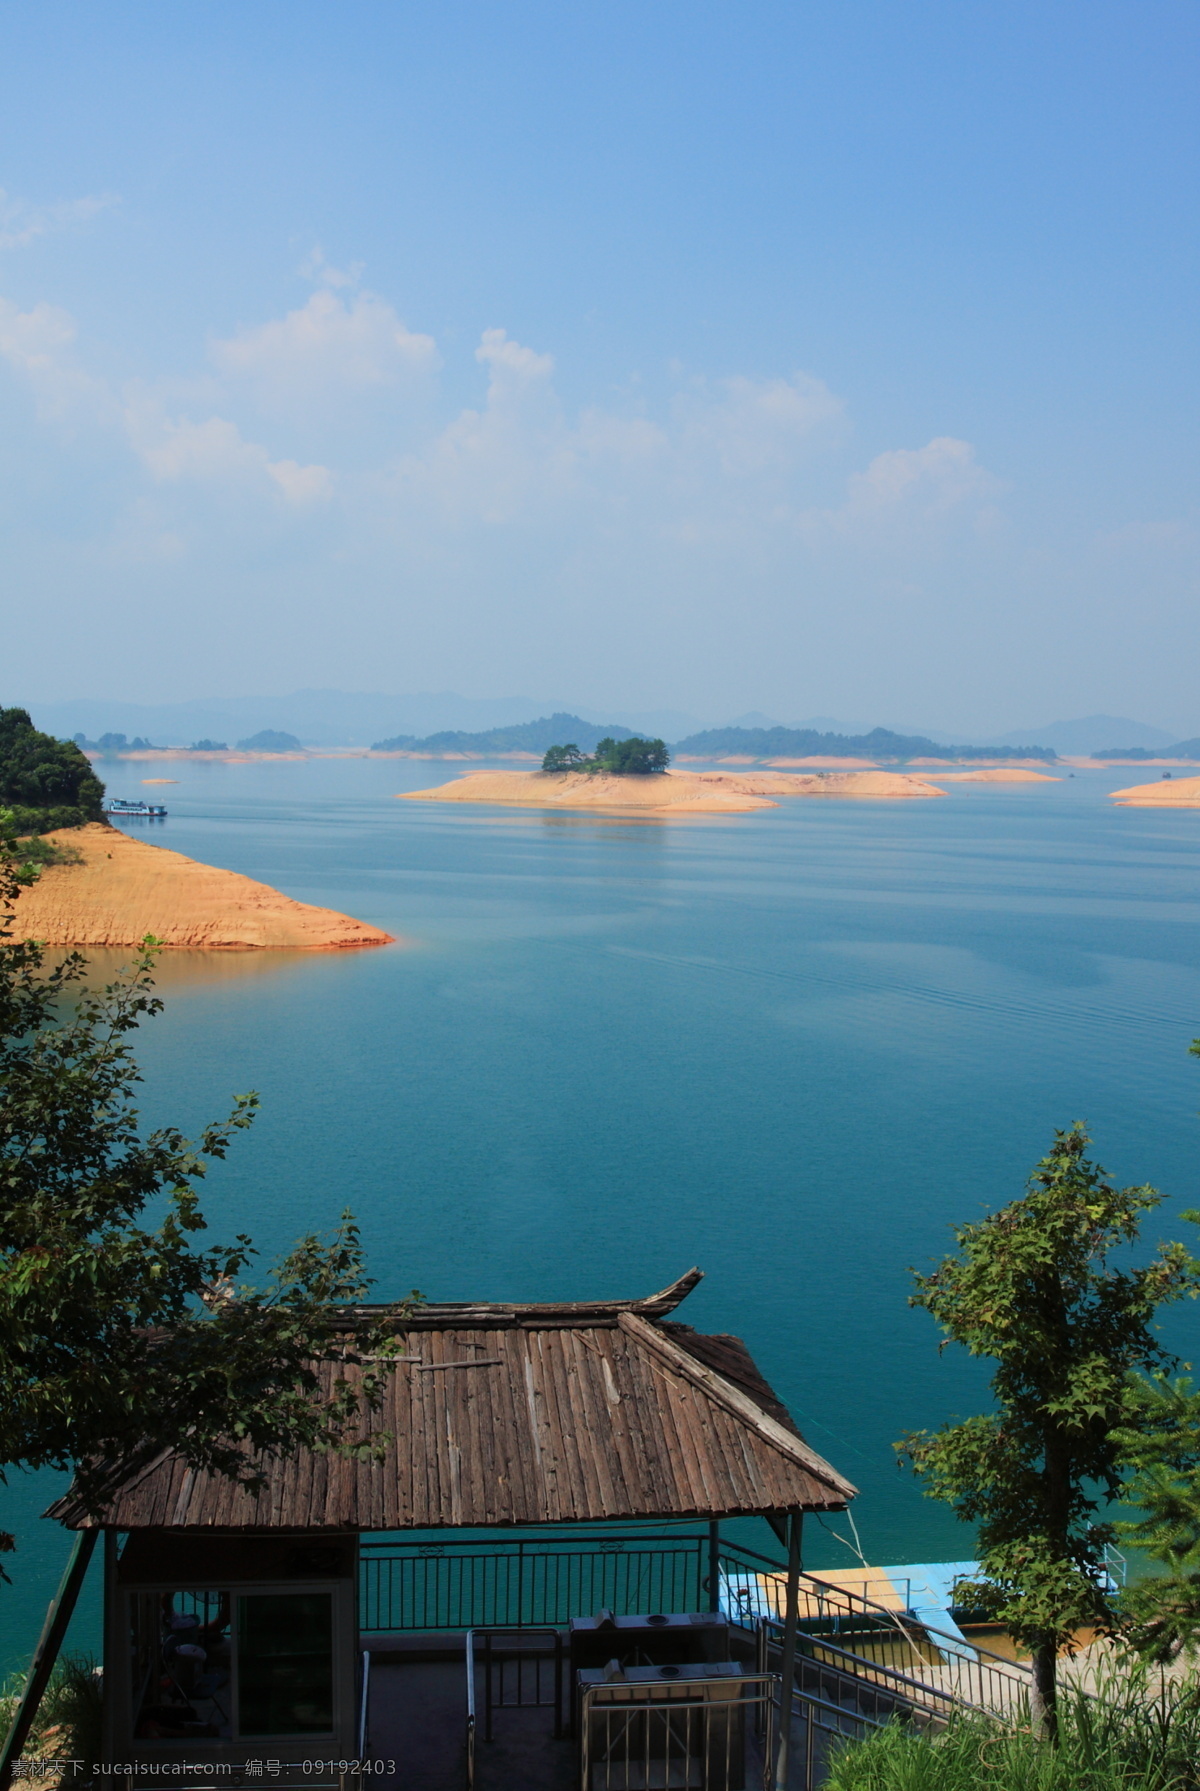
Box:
(897, 1125, 1199, 1736)
(0, 708, 105, 834)
(592, 736, 670, 775)
(0, 816, 417, 1570)
(1113, 1371, 1200, 1661)
(1110, 1032, 1200, 1662)
(542, 742, 587, 773)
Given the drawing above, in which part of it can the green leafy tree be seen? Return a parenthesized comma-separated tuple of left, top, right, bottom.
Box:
(1111, 1032, 1200, 1662)
(0, 817, 418, 1571)
(897, 1125, 1199, 1736)
(541, 742, 587, 772)
(1114, 1371, 1200, 1661)
(0, 709, 105, 835)
(593, 736, 670, 775)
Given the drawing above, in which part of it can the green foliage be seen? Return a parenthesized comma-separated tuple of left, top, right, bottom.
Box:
(824, 1670, 1200, 1790)
(1115, 1373, 1200, 1661)
(0, 1654, 103, 1772)
(542, 742, 587, 772)
(897, 1125, 1200, 1720)
(592, 735, 670, 774)
(541, 735, 670, 776)
(236, 731, 302, 752)
(0, 710, 105, 834)
(0, 820, 420, 1570)
(1107, 1039, 1200, 1662)
(672, 724, 1056, 762)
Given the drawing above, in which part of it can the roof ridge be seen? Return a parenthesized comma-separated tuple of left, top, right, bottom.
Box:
(347, 1268, 704, 1327)
(618, 1312, 857, 1504)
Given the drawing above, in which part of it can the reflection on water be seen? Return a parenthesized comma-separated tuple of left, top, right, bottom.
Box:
(71, 947, 322, 998)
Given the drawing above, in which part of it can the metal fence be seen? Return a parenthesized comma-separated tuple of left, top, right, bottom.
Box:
(360, 1532, 715, 1633)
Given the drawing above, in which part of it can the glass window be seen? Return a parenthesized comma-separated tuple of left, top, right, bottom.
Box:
(131, 1591, 233, 1741)
(236, 1593, 334, 1737)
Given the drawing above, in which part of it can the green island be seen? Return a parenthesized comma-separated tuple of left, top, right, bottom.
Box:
(542, 734, 670, 774)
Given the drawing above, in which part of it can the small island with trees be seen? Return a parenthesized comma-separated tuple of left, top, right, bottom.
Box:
(542, 735, 670, 775)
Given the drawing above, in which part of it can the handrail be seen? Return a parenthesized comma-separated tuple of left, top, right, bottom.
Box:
(464, 1632, 477, 1791)
(357, 1648, 371, 1764)
(797, 1569, 1033, 1678)
(769, 1624, 1008, 1721)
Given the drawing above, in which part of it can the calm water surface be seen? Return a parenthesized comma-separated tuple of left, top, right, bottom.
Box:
(4, 761, 1200, 1670)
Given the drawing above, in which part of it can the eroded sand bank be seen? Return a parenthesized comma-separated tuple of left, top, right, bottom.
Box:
(928, 769, 1060, 783)
(399, 768, 946, 812)
(1109, 775, 1200, 808)
(11, 825, 395, 949)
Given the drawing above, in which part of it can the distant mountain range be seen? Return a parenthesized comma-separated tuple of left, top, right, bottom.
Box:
(18, 690, 1200, 761)
(373, 714, 636, 754)
(25, 690, 705, 748)
(1092, 737, 1200, 760)
(672, 726, 1056, 762)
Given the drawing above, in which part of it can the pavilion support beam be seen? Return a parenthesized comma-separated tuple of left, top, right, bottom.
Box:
(773, 1510, 802, 1791)
(0, 1530, 97, 1791)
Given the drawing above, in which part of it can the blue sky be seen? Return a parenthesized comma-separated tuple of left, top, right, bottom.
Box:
(1, 1, 1197, 732)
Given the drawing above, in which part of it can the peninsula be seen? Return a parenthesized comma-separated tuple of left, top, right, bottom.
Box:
(399, 768, 947, 813)
(10, 824, 395, 950)
(1109, 775, 1200, 808)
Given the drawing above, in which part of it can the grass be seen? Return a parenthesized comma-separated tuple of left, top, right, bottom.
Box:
(1, 1655, 103, 1783)
(824, 1666, 1200, 1791)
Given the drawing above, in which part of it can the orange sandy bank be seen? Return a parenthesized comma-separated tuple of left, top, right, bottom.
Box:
(929, 768, 1060, 783)
(1109, 776, 1200, 808)
(399, 768, 945, 812)
(12, 825, 395, 950)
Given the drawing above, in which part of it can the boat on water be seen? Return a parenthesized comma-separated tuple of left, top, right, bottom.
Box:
(103, 797, 168, 818)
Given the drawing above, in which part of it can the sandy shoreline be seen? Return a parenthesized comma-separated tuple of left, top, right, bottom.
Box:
(398, 768, 947, 812)
(927, 768, 1060, 784)
(1109, 775, 1200, 808)
(11, 825, 396, 950)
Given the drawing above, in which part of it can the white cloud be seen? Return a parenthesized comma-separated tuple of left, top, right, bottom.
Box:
(298, 244, 365, 290)
(0, 187, 117, 252)
(813, 437, 1004, 540)
(0, 294, 110, 418)
(210, 288, 440, 412)
(671, 372, 845, 476)
(125, 402, 331, 503)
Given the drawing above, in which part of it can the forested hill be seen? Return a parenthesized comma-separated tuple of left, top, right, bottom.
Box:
(1093, 737, 1200, 760)
(1, 706, 106, 833)
(373, 713, 633, 754)
(673, 726, 1056, 762)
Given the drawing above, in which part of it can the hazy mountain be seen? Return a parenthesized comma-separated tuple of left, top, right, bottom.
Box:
(27, 690, 572, 748)
(373, 713, 635, 754)
(983, 715, 1174, 756)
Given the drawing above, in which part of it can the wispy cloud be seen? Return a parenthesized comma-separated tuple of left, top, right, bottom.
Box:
(0, 187, 118, 251)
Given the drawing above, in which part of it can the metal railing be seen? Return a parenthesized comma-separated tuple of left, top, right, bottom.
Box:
(465, 1626, 564, 1789)
(361, 1532, 715, 1632)
(356, 1648, 371, 1764)
(580, 1671, 776, 1791)
(752, 1596, 1031, 1726)
(781, 1679, 890, 1790)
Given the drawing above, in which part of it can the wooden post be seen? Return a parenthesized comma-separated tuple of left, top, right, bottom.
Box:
(773, 1512, 802, 1791)
(0, 1531, 98, 1791)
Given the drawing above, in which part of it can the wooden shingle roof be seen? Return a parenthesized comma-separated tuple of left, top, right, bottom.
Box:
(49, 1272, 856, 1531)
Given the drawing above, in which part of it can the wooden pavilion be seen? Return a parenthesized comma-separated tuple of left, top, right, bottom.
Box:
(8, 1271, 857, 1791)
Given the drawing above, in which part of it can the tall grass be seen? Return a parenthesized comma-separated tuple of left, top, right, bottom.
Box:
(823, 1666, 1200, 1791)
(0, 1655, 103, 1782)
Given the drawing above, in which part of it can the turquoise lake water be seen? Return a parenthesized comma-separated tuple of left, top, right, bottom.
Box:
(4, 760, 1200, 1672)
